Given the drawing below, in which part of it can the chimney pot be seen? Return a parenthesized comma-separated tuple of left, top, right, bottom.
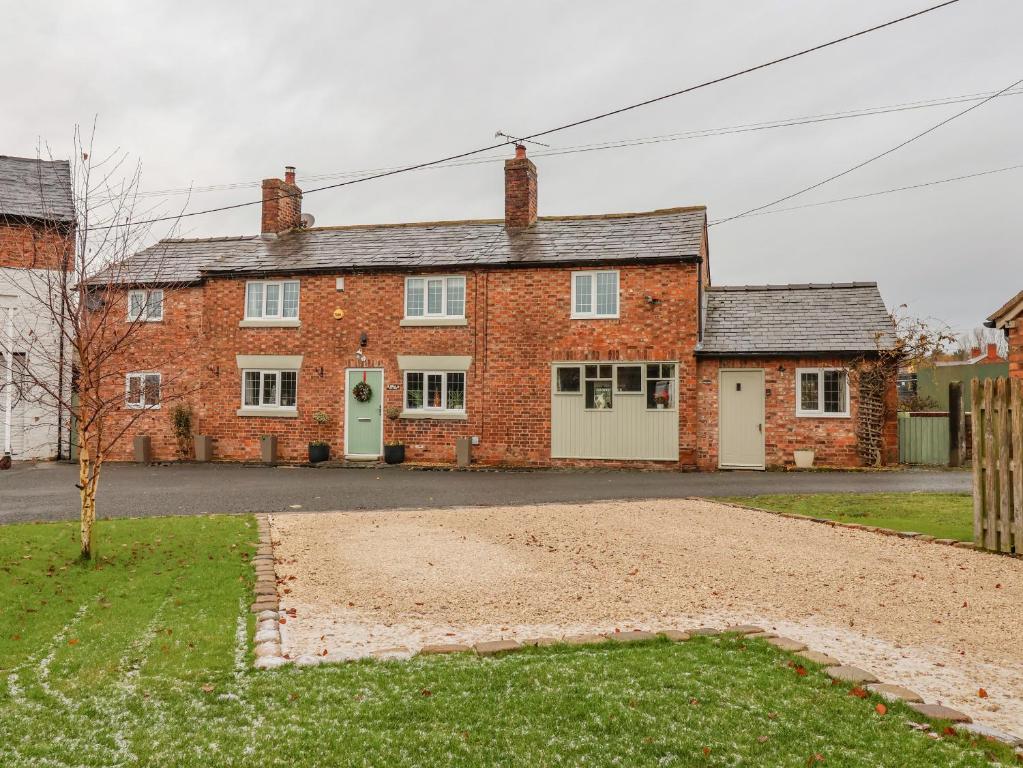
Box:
(986, 342, 999, 360)
(515, 144, 526, 159)
(284, 166, 296, 185)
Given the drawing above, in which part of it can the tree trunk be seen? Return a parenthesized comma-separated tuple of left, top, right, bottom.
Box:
(77, 422, 100, 560)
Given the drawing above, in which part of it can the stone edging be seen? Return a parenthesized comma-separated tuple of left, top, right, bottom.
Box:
(706, 498, 1023, 559)
(250, 514, 287, 670)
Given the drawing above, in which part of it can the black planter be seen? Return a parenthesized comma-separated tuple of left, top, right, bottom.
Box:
(383, 444, 405, 464)
(308, 443, 330, 463)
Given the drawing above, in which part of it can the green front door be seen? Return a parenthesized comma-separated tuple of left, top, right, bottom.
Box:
(345, 369, 383, 457)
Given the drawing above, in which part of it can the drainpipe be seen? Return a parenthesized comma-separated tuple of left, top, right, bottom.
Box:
(2, 306, 13, 457)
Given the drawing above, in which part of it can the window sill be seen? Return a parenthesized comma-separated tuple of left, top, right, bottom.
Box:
(399, 317, 468, 327)
(236, 407, 298, 418)
(795, 412, 850, 419)
(125, 405, 161, 411)
(570, 315, 620, 321)
(238, 319, 301, 328)
(399, 411, 468, 421)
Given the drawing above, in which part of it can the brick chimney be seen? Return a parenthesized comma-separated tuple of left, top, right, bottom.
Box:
(984, 342, 1001, 361)
(504, 145, 537, 229)
(261, 165, 302, 235)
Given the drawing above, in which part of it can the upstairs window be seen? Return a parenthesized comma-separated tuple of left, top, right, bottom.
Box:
(572, 270, 619, 318)
(405, 276, 465, 319)
(127, 289, 163, 322)
(245, 281, 300, 320)
(125, 372, 161, 409)
(797, 368, 849, 417)
(242, 369, 298, 409)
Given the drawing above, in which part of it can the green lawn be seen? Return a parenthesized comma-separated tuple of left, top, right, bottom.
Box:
(0, 515, 1011, 767)
(718, 493, 974, 541)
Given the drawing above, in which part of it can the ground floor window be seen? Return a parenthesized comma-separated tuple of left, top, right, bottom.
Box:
(554, 362, 676, 410)
(404, 371, 465, 412)
(242, 369, 298, 409)
(646, 364, 675, 409)
(796, 368, 849, 417)
(126, 372, 161, 409)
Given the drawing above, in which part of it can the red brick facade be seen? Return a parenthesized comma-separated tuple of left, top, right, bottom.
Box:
(0, 219, 72, 270)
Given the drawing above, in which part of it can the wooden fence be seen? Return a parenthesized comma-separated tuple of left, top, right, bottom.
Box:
(971, 377, 1022, 553)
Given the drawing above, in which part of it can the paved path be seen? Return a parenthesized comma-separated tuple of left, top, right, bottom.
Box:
(0, 461, 970, 524)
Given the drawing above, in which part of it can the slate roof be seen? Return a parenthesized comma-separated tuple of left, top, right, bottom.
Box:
(95, 206, 707, 284)
(700, 283, 895, 355)
(0, 156, 74, 222)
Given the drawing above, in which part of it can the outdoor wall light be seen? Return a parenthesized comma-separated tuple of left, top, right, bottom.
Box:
(317, 366, 324, 378)
(360, 331, 368, 347)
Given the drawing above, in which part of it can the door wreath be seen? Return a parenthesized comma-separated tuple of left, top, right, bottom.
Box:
(352, 380, 373, 402)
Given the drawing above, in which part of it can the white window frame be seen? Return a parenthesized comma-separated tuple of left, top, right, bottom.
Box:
(244, 280, 300, 321)
(404, 276, 466, 320)
(125, 371, 161, 410)
(241, 369, 299, 410)
(403, 370, 466, 413)
(127, 289, 163, 322)
(571, 270, 619, 319)
(796, 367, 850, 418)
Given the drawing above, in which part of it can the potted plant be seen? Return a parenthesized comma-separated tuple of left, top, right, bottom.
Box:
(384, 440, 405, 465)
(652, 385, 671, 410)
(793, 449, 815, 469)
(309, 411, 331, 463)
(170, 404, 194, 461)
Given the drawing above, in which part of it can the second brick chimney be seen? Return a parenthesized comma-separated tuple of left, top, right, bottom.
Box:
(504, 145, 537, 229)
(261, 165, 302, 235)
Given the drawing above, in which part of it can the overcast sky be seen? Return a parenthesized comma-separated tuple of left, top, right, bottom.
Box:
(3, 0, 1020, 333)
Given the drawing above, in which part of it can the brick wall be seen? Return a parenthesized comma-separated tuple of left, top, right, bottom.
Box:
(1009, 324, 1023, 379)
(100, 262, 701, 465)
(695, 356, 892, 469)
(0, 220, 71, 270)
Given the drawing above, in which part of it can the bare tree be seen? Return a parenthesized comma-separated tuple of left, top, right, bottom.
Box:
(2, 126, 198, 558)
(850, 307, 956, 466)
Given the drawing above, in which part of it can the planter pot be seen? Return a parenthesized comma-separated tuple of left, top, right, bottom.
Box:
(383, 444, 405, 465)
(194, 435, 213, 462)
(793, 449, 815, 469)
(455, 436, 472, 468)
(308, 443, 330, 463)
(656, 403, 666, 410)
(260, 435, 277, 466)
(133, 435, 152, 464)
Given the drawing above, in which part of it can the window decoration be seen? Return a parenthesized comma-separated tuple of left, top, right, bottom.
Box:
(245, 281, 300, 320)
(352, 380, 373, 402)
(584, 364, 614, 409)
(242, 370, 298, 409)
(646, 364, 675, 409)
(404, 276, 466, 319)
(127, 289, 163, 322)
(125, 372, 161, 409)
(796, 368, 849, 417)
(404, 371, 465, 412)
(572, 271, 619, 318)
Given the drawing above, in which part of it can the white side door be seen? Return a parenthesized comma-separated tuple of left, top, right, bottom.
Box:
(719, 369, 765, 469)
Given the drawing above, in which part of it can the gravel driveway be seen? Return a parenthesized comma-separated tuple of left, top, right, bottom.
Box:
(272, 499, 1023, 737)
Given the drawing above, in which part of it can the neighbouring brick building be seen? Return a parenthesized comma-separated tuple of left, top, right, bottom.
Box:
(93, 148, 896, 469)
(986, 290, 1023, 380)
(1, 156, 74, 460)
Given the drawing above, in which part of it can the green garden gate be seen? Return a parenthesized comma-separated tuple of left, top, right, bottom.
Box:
(897, 412, 949, 465)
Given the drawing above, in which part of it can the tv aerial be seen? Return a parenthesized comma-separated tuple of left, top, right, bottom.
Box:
(494, 131, 550, 148)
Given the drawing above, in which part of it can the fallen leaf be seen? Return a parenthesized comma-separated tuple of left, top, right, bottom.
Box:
(421, 689, 433, 697)
(201, 683, 214, 693)
(794, 665, 807, 677)
(978, 688, 989, 698)
(68, 638, 79, 646)
(875, 703, 887, 716)
(757, 735, 770, 743)
(702, 747, 711, 757)
(849, 687, 868, 699)
(321, 649, 328, 656)
(289, 692, 299, 701)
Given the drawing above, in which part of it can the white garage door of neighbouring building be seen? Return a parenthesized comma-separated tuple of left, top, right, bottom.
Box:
(719, 369, 765, 470)
(551, 362, 679, 461)
(1, 352, 27, 457)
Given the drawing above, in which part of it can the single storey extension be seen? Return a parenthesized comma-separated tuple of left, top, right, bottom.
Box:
(92, 148, 896, 469)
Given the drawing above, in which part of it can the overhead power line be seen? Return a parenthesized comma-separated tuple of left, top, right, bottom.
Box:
(708, 162, 1023, 223)
(711, 76, 1023, 226)
(87, 0, 961, 230)
(126, 86, 1023, 199)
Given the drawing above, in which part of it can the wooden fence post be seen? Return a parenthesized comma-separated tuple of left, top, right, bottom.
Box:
(949, 381, 962, 467)
(1012, 378, 1022, 553)
(971, 378, 984, 545)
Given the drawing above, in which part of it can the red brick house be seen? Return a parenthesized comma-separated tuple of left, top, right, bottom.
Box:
(95, 148, 896, 469)
(986, 290, 1023, 380)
